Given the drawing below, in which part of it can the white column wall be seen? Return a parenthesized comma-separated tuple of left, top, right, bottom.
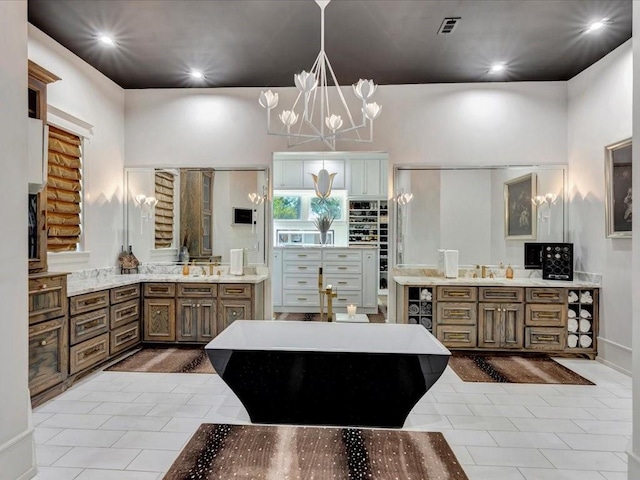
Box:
(0, 1, 36, 479)
(567, 40, 633, 373)
(28, 26, 125, 270)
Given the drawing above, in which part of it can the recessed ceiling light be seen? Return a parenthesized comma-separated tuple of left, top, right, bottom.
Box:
(98, 34, 116, 47)
(489, 63, 506, 74)
(190, 70, 205, 80)
(586, 18, 609, 33)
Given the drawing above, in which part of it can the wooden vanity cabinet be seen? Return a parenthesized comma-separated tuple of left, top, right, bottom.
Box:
(176, 283, 217, 343)
(434, 286, 478, 349)
(218, 284, 253, 332)
(144, 297, 176, 342)
(109, 284, 141, 355)
(478, 287, 524, 349)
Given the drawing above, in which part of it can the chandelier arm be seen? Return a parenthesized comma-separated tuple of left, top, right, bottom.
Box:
(323, 53, 362, 139)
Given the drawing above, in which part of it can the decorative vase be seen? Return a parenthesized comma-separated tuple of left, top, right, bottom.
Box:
(320, 230, 328, 245)
(179, 246, 190, 264)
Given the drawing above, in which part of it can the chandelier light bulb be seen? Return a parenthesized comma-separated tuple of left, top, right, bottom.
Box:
(545, 193, 558, 204)
(363, 102, 382, 120)
(279, 110, 299, 127)
(353, 79, 377, 100)
(325, 114, 343, 131)
(294, 71, 318, 93)
(259, 90, 279, 109)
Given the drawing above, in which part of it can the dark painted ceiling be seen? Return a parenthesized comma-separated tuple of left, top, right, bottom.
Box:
(28, 0, 632, 89)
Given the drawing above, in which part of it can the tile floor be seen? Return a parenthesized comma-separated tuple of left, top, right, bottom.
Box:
(33, 358, 631, 480)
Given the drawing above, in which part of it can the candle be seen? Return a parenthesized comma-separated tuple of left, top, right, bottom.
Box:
(347, 304, 357, 318)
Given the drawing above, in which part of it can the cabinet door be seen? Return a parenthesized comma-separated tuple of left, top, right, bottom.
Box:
(362, 251, 377, 309)
(29, 317, 67, 396)
(177, 299, 198, 342)
(218, 299, 252, 333)
(198, 300, 217, 343)
(274, 159, 304, 188)
(272, 250, 283, 307)
(144, 298, 176, 342)
(348, 159, 366, 195)
(502, 304, 524, 348)
(364, 160, 381, 196)
(478, 303, 501, 348)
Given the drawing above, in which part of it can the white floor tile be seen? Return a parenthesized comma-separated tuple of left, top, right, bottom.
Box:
(489, 431, 569, 449)
(509, 418, 585, 434)
(35, 428, 64, 445)
(54, 447, 141, 470)
(448, 416, 518, 432)
(37, 446, 73, 467)
(596, 397, 633, 410)
(134, 392, 192, 405)
(89, 403, 155, 416)
(412, 402, 474, 416)
(33, 412, 55, 426)
(171, 383, 228, 395)
(519, 467, 607, 479)
(541, 449, 627, 471)
(463, 465, 526, 480)
(584, 408, 632, 422)
(469, 404, 534, 418)
(486, 394, 550, 406)
(112, 431, 192, 451)
(160, 417, 205, 433)
(185, 393, 226, 406)
(38, 401, 102, 415)
(46, 429, 126, 448)
(557, 433, 630, 452)
(122, 383, 178, 393)
(450, 445, 475, 465)
(403, 413, 452, 430)
(74, 469, 160, 480)
(99, 416, 171, 432)
(599, 472, 628, 480)
(433, 392, 493, 405)
(442, 430, 497, 447)
(80, 391, 142, 403)
(145, 403, 211, 418)
(526, 406, 596, 420)
(538, 395, 609, 408)
(127, 449, 179, 472)
(452, 383, 510, 394)
(467, 446, 553, 468)
(34, 466, 84, 480)
(572, 420, 632, 436)
(40, 414, 112, 430)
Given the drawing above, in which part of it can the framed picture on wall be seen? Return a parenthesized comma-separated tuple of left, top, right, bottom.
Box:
(605, 138, 632, 238)
(504, 173, 537, 240)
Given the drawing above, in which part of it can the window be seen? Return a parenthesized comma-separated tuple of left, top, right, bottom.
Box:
(154, 170, 175, 248)
(310, 197, 342, 220)
(46, 125, 82, 252)
(273, 196, 301, 220)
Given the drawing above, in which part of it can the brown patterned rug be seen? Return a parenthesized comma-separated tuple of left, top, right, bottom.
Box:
(106, 348, 215, 374)
(164, 423, 468, 480)
(449, 354, 594, 385)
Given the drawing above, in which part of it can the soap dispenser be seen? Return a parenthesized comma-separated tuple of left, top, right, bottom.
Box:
(505, 264, 514, 279)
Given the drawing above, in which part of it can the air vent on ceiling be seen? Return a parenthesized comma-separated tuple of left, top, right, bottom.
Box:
(437, 17, 461, 35)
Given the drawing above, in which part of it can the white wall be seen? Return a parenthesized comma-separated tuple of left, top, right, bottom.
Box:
(28, 26, 125, 271)
(567, 40, 633, 373)
(0, 2, 35, 479)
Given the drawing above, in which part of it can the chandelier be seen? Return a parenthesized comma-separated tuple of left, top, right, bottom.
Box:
(258, 0, 382, 150)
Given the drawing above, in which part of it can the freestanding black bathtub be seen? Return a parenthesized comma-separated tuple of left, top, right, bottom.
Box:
(205, 320, 450, 428)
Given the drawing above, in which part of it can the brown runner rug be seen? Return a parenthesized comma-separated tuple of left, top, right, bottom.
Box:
(449, 354, 594, 385)
(164, 423, 468, 480)
(106, 348, 215, 374)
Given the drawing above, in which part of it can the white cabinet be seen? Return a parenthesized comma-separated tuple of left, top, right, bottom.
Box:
(273, 159, 304, 188)
(272, 250, 283, 307)
(302, 160, 345, 189)
(363, 250, 378, 309)
(348, 158, 387, 197)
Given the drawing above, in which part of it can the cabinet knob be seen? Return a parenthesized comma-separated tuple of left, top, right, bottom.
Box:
(40, 284, 47, 289)
(197, 304, 201, 307)
(232, 311, 238, 316)
(156, 310, 161, 315)
(40, 340, 47, 346)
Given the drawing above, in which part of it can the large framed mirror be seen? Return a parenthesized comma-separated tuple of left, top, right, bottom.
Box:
(393, 165, 567, 268)
(124, 167, 269, 265)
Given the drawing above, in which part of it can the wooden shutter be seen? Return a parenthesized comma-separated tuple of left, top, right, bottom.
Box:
(155, 171, 175, 248)
(47, 125, 81, 251)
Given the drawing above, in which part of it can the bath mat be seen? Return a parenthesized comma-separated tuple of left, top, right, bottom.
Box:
(163, 423, 468, 480)
(448, 354, 594, 385)
(106, 347, 215, 374)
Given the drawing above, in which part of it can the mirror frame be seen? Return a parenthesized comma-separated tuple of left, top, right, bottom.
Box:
(604, 138, 632, 239)
(391, 164, 568, 269)
(124, 166, 270, 266)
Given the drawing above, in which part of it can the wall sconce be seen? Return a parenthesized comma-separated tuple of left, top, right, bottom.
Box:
(392, 192, 414, 205)
(532, 193, 558, 234)
(133, 194, 159, 222)
(248, 192, 265, 205)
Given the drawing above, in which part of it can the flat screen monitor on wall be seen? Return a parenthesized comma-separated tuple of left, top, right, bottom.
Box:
(233, 207, 254, 225)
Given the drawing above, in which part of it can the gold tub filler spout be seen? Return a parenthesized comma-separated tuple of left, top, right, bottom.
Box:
(318, 267, 338, 322)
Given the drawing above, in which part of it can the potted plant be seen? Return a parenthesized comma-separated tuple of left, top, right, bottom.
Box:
(313, 213, 335, 245)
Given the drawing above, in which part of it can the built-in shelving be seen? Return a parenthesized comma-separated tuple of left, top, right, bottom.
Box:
(348, 199, 388, 293)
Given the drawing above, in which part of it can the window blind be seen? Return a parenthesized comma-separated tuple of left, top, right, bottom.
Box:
(47, 125, 81, 251)
(155, 171, 175, 248)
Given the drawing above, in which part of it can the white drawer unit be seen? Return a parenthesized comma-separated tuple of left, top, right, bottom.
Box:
(274, 247, 377, 314)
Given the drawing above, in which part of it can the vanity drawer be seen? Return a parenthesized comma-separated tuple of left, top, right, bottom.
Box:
(436, 286, 477, 302)
(219, 284, 251, 299)
(110, 284, 140, 304)
(283, 290, 319, 307)
(110, 298, 140, 330)
(323, 262, 362, 274)
(436, 302, 477, 325)
(284, 274, 318, 290)
(323, 250, 362, 262)
(70, 307, 109, 345)
(110, 322, 141, 355)
(177, 283, 218, 298)
(69, 333, 109, 375)
(525, 304, 567, 327)
(283, 250, 322, 262)
(323, 274, 362, 290)
(29, 317, 68, 396)
(29, 274, 67, 324)
(283, 262, 322, 274)
(435, 325, 477, 348)
(70, 290, 110, 316)
(332, 292, 362, 308)
(525, 327, 566, 351)
(479, 287, 523, 303)
(144, 282, 176, 298)
(526, 288, 567, 304)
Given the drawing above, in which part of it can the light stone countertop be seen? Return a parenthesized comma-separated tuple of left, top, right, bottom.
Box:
(67, 273, 268, 297)
(393, 275, 600, 289)
(274, 245, 377, 249)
